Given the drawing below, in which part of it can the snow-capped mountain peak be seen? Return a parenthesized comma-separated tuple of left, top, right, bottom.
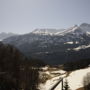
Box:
(3, 23, 90, 65)
(55, 24, 90, 36)
(31, 23, 90, 36)
(31, 29, 65, 35)
(55, 25, 82, 36)
(80, 23, 90, 33)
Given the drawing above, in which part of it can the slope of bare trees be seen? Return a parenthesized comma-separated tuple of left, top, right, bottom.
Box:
(0, 42, 40, 90)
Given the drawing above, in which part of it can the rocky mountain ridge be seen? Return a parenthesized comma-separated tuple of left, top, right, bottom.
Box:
(3, 23, 90, 64)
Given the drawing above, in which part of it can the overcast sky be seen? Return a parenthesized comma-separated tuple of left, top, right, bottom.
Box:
(0, 0, 90, 34)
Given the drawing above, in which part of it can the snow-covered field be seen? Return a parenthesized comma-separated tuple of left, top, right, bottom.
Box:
(38, 67, 66, 90)
(39, 76, 62, 90)
(39, 67, 90, 90)
(66, 67, 90, 90)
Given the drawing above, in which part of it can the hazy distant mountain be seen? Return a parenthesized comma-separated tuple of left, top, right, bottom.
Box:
(0, 32, 17, 41)
(3, 23, 90, 65)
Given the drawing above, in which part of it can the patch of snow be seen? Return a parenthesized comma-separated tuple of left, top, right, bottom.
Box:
(67, 48, 71, 51)
(31, 29, 64, 35)
(51, 70, 66, 74)
(75, 41, 79, 44)
(35, 52, 49, 54)
(45, 71, 50, 75)
(86, 31, 90, 35)
(39, 67, 90, 90)
(55, 29, 66, 36)
(54, 67, 90, 90)
(64, 42, 73, 44)
(73, 44, 90, 51)
(42, 66, 49, 71)
(57, 25, 79, 35)
(31, 24, 90, 37)
(39, 76, 61, 90)
(38, 70, 66, 90)
(66, 67, 90, 90)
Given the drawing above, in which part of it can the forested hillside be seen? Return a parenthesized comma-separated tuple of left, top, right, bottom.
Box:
(0, 42, 39, 90)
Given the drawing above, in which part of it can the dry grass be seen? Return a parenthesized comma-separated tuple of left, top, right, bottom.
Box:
(77, 87, 84, 90)
(39, 73, 52, 83)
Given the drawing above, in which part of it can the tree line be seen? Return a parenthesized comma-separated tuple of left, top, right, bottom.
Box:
(0, 42, 44, 90)
(63, 58, 90, 71)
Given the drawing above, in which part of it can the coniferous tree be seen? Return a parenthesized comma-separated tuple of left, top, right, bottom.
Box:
(63, 79, 70, 90)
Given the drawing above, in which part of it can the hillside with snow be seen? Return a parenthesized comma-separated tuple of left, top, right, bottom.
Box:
(31, 29, 65, 35)
(3, 23, 90, 64)
(39, 67, 90, 90)
(66, 67, 90, 90)
(32, 23, 90, 36)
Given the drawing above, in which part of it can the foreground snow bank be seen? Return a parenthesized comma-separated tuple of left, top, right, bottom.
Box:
(39, 70, 66, 90)
(67, 67, 90, 90)
(39, 67, 90, 90)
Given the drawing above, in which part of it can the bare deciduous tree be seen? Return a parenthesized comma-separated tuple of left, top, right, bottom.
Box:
(83, 72, 90, 90)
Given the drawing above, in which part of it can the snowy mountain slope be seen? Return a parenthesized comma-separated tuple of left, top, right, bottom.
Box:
(55, 25, 80, 35)
(73, 44, 90, 51)
(39, 67, 90, 90)
(56, 23, 90, 36)
(31, 29, 65, 35)
(39, 68, 66, 90)
(54, 67, 90, 90)
(66, 67, 90, 90)
(39, 76, 62, 90)
(32, 23, 90, 36)
(3, 23, 90, 64)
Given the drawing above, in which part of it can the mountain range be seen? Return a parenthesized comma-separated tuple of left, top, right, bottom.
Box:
(2, 23, 90, 65)
(0, 32, 17, 41)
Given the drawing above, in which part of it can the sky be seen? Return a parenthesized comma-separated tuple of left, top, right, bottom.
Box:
(0, 0, 90, 34)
